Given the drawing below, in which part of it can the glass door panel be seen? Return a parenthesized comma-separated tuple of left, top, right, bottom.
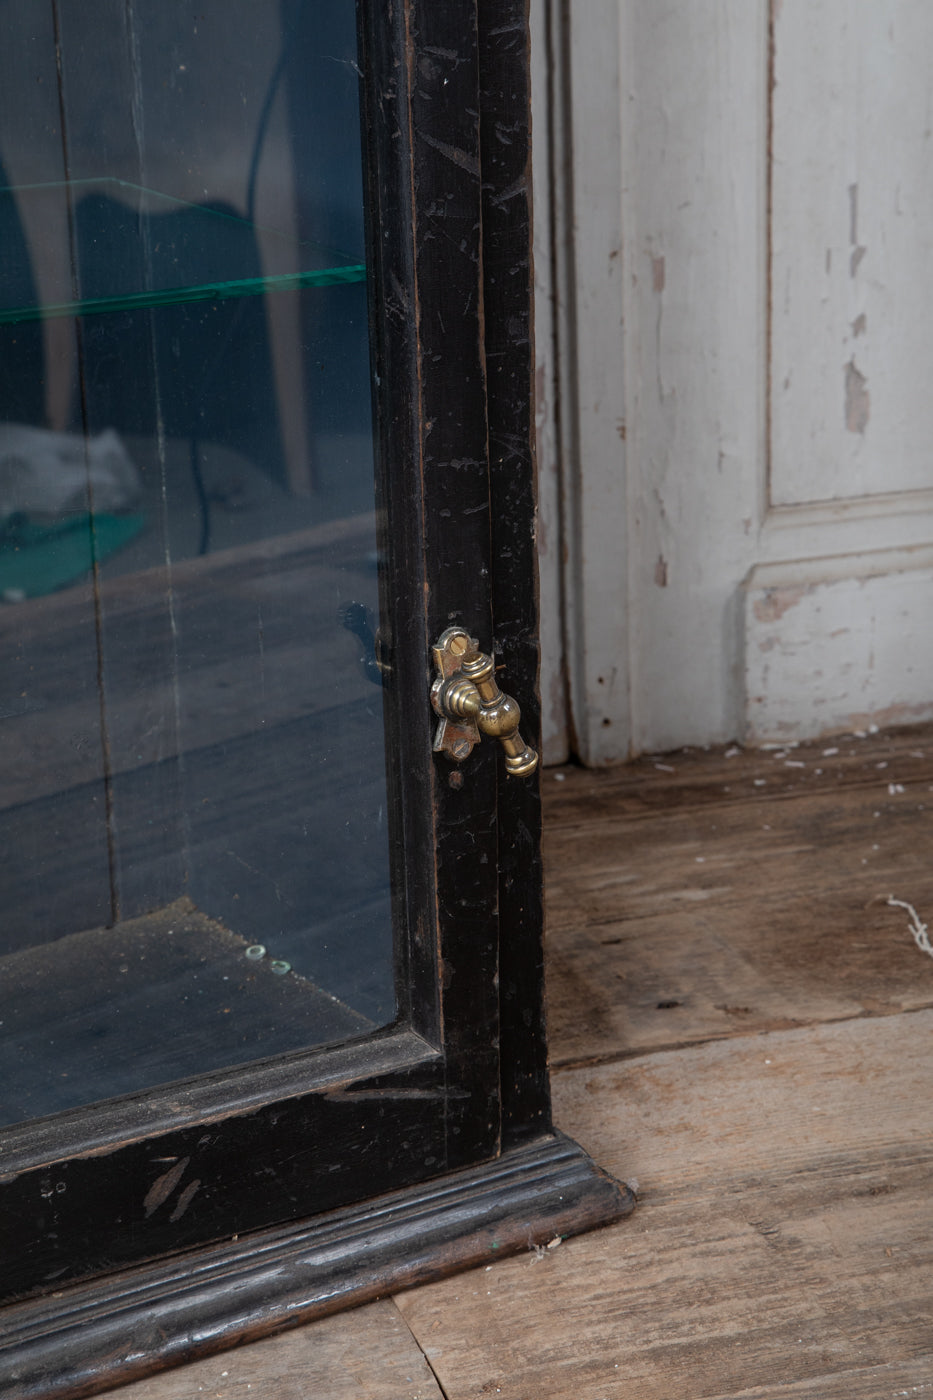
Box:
(0, 0, 395, 1127)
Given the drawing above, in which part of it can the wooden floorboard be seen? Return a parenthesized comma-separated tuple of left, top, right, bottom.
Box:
(542, 729, 933, 1065)
(86, 728, 933, 1396)
(396, 1011, 933, 1400)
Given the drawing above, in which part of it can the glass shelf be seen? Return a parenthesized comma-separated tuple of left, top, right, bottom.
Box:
(0, 264, 366, 326)
(0, 177, 366, 325)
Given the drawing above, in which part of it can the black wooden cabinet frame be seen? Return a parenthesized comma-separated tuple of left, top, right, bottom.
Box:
(0, 4, 632, 1394)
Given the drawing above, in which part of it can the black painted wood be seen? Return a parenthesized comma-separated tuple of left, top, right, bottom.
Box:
(0, 1133, 634, 1400)
(357, 0, 439, 1044)
(359, 0, 503, 1166)
(1, 1030, 448, 1303)
(405, 0, 503, 1169)
(476, 0, 550, 1149)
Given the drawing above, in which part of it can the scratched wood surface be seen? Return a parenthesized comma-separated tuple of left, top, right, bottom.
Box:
(108, 729, 933, 1398)
(395, 1010, 933, 1399)
(542, 728, 933, 1066)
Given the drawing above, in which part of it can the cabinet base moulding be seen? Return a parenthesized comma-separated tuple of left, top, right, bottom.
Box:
(0, 1132, 634, 1400)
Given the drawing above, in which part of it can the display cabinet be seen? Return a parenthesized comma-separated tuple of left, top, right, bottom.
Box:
(0, 2, 632, 1394)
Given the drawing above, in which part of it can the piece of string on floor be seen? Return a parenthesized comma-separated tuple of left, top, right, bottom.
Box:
(886, 895, 933, 959)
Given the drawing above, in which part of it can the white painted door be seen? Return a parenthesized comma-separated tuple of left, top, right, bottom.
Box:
(534, 0, 933, 764)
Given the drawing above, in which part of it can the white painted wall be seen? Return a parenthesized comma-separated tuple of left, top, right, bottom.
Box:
(534, 0, 933, 762)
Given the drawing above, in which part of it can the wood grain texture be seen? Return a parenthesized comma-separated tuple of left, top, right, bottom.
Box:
(529, 0, 569, 766)
(101, 730, 933, 1398)
(396, 1011, 933, 1399)
(101, 1301, 443, 1400)
(542, 729, 933, 1064)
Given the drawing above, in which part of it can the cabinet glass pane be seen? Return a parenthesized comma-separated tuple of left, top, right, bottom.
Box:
(0, 0, 395, 1128)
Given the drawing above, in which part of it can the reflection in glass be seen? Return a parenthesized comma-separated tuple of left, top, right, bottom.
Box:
(0, 0, 395, 1127)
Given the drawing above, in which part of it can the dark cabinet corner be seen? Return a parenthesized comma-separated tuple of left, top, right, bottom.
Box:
(0, 3, 632, 1394)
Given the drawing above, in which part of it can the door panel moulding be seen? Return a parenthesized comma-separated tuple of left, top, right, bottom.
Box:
(743, 545, 933, 744)
(757, 492, 933, 573)
(769, 0, 933, 509)
(764, 488, 933, 529)
(536, 0, 933, 760)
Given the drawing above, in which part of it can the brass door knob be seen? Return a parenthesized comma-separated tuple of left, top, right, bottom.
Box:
(431, 627, 538, 776)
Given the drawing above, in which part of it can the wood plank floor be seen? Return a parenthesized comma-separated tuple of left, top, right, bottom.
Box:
(104, 729, 933, 1397)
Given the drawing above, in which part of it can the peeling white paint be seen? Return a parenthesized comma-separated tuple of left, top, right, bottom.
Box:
(772, 0, 933, 502)
(533, 0, 933, 758)
(844, 359, 870, 434)
(744, 548, 933, 743)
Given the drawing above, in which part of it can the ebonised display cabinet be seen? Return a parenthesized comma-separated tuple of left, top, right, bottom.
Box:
(0, 1, 632, 1394)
